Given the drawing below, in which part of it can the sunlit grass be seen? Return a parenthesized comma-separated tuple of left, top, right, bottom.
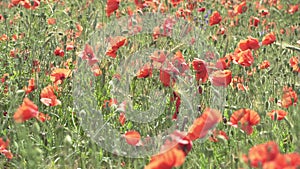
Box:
(0, 0, 300, 168)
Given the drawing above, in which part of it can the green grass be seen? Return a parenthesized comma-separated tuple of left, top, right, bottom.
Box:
(0, 0, 300, 168)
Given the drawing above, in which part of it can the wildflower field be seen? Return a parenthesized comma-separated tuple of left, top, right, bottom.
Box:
(0, 0, 300, 168)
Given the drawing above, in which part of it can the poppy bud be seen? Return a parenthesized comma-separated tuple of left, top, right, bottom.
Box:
(222, 117, 227, 124)
(198, 86, 203, 94)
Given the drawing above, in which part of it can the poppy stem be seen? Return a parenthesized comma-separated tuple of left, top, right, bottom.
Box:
(221, 36, 229, 58)
(224, 105, 238, 110)
(180, 116, 188, 131)
(274, 42, 300, 52)
(284, 117, 294, 128)
(170, 43, 185, 54)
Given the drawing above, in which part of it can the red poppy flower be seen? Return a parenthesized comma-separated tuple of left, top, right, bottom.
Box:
(47, 18, 56, 25)
(119, 112, 125, 126)
(187, 108, 221, 141)
(278, 153, 300, 168)
(0, 34, 8, 41)
(36, 112, 50, 122)
(32, 59, 41, 73)
(216, 26, 226, 35)
(159, 62, 179, 87)
(170, 92, 181, 120)
(50, 68, 72, 85)
(168, 130, 193, 155)
(145, 131, 192, 169)
(259, 8, 270, 16)
(66, 42, 75, 51)
(249, 16, 260, 27)
(13, 0, 40, 10)
(9, 48, 18, 58)
(31, 0, 40, 10)
(262, 32, 276, 46)
(232, 49, 254, 67)
(209, 130, 229, 142)
(244, 142, 300, 168)
(13, 97, 40, 123)
(124, 130, 141, 146)
(105, 36, 127, 58)
(175, 7, 192, 20)
(54, 47, 64, 57)
(10, 35, 19, 42)
(192, 58, 209, 83)
(280, 86, 298, 108)
(159, 69, 172, 87)
(238, 36, 260, 51)
(10, 0, 25, 9)
(209, 11, 222, 26)
(153, 17, 176, 37)
(169, 0, 183, 7)
(133, 0, 146, 9)
(211, 70, 232, 87)
(145, 147, 186, 169)
(105, 0, 120, 17)
(91, 65, 102, 77)
(289, 56, 300, 73)
(40, 85, 61, 107)
(264, 152, 300, 168)
(11, 0, 22, 6)
(1, 73, 9, 83)
(103, 98, 118, 108)
(152, 26, 161, 40)
(136, 63, 153, 78)
(230, 108, 260, 135)
(9, 46, 18, 54)
(76, 23, 83, 32)
(198, 7, 206, 12)
(80, 44, 95, 60)
(80, 44, 98, 66)
(171, 51, 189, 74)
(244, 141, 280, 168)
(288, 5, 298, 14)
(259, 60, 270, 69)
(215, 54, 232, 70)
(24, 78, 35, 94)
(234, 1, 247, 14)
(0, 14, 5, 22)
(0, 137, 13, 159)
(172, 98, 181, 120)
(260, 153, 284, 169)
(3, 111, 7, 116)
(149, 50, 167, 64)
(267, 110, 288, 120)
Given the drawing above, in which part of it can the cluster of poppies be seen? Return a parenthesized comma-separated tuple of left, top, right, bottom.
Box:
(243, 141, 300, 168)
(13, 67, 72, 122)
(102, 1, 299, 168)
(1, 0, 299, 169)
(7, 0, 41, 9)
